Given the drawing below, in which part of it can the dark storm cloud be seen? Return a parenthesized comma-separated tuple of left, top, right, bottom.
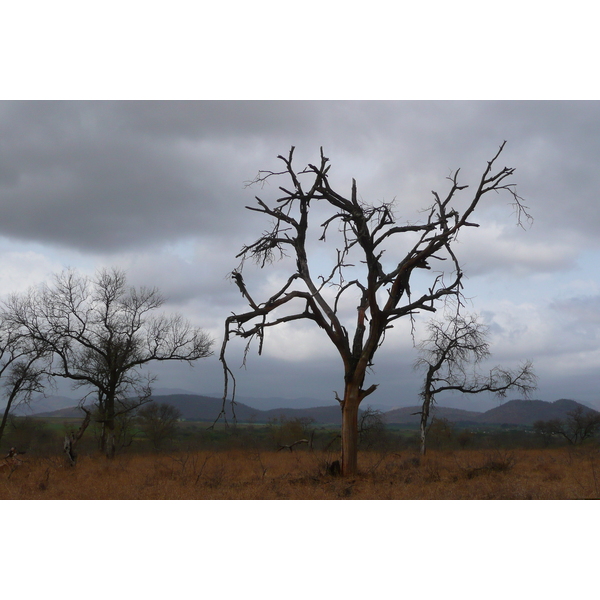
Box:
(3, 101, 600, 258)
(0, 102, 318, 251)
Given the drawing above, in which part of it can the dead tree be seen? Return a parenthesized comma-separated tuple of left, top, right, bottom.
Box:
(220, 143, 531, 476)
(63, 407, 92, 466)
(415, 312, 537, 455)
(7, 267, 213, 458)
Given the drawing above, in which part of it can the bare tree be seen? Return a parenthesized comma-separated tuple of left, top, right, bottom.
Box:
(137, 402, 182, 450)
(414, 312, 537, 455)
(534, 406, 600, 445)
(220, 143, 531, 476)
(7, 268, 213, 458)
(0, 312, 49, 446)
(357, 406, 386, 450)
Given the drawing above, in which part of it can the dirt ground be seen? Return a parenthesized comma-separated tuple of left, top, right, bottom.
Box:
(2, 445, 600, 500)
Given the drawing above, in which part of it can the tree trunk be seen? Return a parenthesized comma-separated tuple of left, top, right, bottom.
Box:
(0, 401, 12, 446)
(99, 424, 106, 454)
(64, 410, 91, 466)
(0, 387, 20, 446)
(105, 419, 116, 459)
(420, 422, 427, 456)
(341, 384, 361, 476)
(420, 391, 432, 456)
(105, 394, 116, 459)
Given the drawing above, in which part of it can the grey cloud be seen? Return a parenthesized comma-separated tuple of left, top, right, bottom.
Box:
(115, 243, 246, 311)
(549, 296, 600, 345)
(0, 102, 313, 253)
(3, 101, 600, 256)
(4, 101, 600, 408)
(110, 101, 318, 141)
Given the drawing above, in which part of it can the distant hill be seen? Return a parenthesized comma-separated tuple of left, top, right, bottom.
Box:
(35, 405, 90, 419)
(261, 405, 344, 425)
(34, 394, 346, 424)
(35, 394, 256, 422)
(147, 394, 262, 422)
(472, 399, 596, 425)
(384, 406, 481, 425)
(384, 399, 599, 427)
(22, 395, 600, 428)
(8, 395, 88, 416)
(205, 392, 339, 411)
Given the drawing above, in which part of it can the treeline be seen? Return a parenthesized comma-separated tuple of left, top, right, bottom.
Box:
(5, 406, 600, 463)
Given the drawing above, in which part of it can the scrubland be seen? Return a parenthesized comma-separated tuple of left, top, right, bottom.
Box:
(2, 446, 599, 500)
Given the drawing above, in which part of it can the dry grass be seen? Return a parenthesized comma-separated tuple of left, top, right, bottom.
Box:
(2, 446, 600, 499)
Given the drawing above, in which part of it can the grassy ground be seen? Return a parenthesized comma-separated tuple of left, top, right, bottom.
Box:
(2, 446, 599, 499)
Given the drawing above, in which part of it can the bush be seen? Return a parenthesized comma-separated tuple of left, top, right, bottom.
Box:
(137, 402, 182, 450)
(4, 416, 59, 455)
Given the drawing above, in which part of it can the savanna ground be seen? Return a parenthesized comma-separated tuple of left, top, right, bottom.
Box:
(2, 415, 600, 499)
(2, 446, 599, 500)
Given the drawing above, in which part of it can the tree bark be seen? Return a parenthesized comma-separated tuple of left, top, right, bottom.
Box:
(63, 409, 91, 466)
(104, 394, 116, 459)
(99, 424, 106, 454)
(105, 415, 116, 459)
(106, 431, 116, 459)
(420, 390, 432, 456)
(0, 377, 33, 445)
(341, 383, 361, 476)
(0, 398, 12, 445)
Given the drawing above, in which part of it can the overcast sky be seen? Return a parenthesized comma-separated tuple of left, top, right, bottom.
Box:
(2, 100, 600, 411)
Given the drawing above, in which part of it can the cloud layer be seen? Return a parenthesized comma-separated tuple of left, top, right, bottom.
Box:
(2, 101, 600, 410)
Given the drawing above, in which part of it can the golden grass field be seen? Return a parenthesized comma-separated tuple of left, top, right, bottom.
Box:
(1, 445, 599, 499)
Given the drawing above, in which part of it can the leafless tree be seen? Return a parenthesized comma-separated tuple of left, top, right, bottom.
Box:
(6, 268, 213, 458)
(414, 312, 537, 455)
(137, 402, 182, 450)
(220, 143, 531, 476)
(534, 406, 600, 445)
(357, 406, 386, 450)
(0, 312, 49, 446)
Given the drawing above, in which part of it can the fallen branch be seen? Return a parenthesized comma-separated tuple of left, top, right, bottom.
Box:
(277, 439, 309, 452)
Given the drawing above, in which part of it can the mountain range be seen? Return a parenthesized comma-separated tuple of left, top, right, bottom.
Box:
(24, 394, 600, 427)
(382, 398, 598, 426)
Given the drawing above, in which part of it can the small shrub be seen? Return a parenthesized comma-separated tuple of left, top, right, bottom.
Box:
(463, 451, 516, 479)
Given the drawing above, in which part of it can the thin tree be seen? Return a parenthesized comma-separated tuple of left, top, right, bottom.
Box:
(357, 406, 386, 450)
(414, 312, 537, 455)
(7, 268, 213, 458)
(220, 143, 531, 476)
(0, 313, 48, 446)
(137, 402, 182, 450)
